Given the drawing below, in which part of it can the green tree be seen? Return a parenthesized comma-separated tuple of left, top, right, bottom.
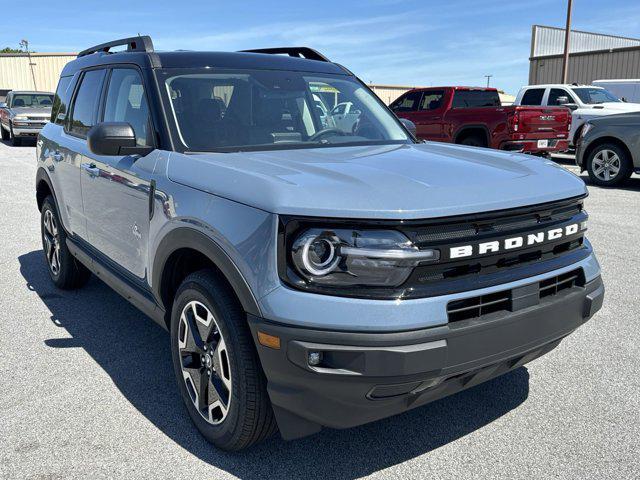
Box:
(0, 47, 25, 53)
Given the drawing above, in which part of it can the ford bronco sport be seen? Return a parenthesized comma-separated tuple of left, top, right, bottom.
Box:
(36, 36, 604, 451)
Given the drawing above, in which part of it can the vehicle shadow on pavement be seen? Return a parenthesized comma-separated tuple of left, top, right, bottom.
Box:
(19, 249, 530, 479)
(0, 138, 37, 147)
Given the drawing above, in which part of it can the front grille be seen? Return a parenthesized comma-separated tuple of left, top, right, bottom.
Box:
(408, 200, 582, 247)
(27, 116, 48, 121)
(447, 268, 585, 322)
(398, 197, 588, 296)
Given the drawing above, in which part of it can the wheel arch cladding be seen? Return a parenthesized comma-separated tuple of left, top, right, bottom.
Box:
(152, 228, 262, 329)
(455, 125, 489, 145)
(36, 168, 55, 212)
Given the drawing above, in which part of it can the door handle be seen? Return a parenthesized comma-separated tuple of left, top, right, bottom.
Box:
(52, 151, 63, 162)
(81, 162, 100, 177)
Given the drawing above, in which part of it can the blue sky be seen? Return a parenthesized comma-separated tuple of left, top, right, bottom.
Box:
(2, 0, 638, 94)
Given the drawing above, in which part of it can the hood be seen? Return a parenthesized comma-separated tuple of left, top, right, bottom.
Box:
(167, 142, 586, 219)
(578, 102, 640, 117)
(11, 106, 51, 117)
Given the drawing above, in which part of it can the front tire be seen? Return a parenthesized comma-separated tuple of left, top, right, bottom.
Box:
(170, 270, 276, 451)
(40, 196, 91, 289)
(586, 143, 632, 187)
(9, 124, 22, 146)
(0, 124, 9, 141)
(459, 134, 487, 147)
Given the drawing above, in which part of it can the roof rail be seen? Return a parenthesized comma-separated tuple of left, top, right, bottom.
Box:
(239, 47, 330, 62)
(77, 35, 154, 58)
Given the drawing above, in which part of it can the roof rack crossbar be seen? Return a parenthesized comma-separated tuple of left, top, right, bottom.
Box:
(239, 47, 330, 62)
(77, 36, 154, 58)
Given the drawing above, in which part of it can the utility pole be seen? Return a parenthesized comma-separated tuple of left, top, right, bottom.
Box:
(561, 0, 573, 83)
(484, 75, 493, 87)
(20, 39, 38, 90)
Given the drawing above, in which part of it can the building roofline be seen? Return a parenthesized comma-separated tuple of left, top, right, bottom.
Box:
(530, 44, 640, 61)
(368, 84, 429, 89)
(531, 24, 640, 43)
(0, 52, 77, 57)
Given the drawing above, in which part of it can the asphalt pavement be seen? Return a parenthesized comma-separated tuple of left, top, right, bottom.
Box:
(0, 139, 638, 479)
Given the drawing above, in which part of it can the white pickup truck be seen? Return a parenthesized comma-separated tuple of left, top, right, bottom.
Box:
(514, 84, 640, 145)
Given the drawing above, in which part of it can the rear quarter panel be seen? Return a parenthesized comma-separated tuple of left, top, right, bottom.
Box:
(444, 107, 508, 147)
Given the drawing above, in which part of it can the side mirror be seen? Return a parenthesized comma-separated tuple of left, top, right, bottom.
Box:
(565, 103, 579, 111)
(0, 102, 6, 109)
(87, 122, 152, 156)
(621, 97, 628, 103)
(399, 117, 417, 137)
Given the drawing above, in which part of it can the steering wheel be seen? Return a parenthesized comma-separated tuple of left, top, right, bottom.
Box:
(309, 128, 346, 142)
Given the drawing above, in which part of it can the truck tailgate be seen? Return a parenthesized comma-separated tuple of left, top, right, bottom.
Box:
(512, 106, 570, 138)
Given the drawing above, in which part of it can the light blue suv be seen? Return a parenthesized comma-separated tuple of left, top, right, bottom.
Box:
(36, 37, 604, 451)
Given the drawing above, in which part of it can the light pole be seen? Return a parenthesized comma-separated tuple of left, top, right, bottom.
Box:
(20, 39, 38, 90)
(561, 0, 573, 83)
(484, 75, 493, 87)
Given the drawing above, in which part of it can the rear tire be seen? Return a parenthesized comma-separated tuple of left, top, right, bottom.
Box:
(170, 270, 276, 451)
(459, 134, 487, 148)
(40, 196, 91, 289)
(586, 143, 632, 187)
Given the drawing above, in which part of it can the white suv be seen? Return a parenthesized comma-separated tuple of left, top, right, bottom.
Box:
(514, 84, 640, 145)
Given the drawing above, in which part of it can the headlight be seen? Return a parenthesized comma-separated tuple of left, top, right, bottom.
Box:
(14, 115, 28, 121)
(289, 227, 439, 289)
(581, 123, 593, 137)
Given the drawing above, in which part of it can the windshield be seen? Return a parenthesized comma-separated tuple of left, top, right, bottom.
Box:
(571, 87, 621, 105)
(160, 69, 410, 152)
(10, 94, 54, 108)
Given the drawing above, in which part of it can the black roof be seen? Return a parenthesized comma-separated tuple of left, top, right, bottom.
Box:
(61, 48, 347, 77)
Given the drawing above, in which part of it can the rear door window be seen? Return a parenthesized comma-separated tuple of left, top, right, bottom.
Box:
(520, 88, 545, 106)
(452, 90, 500, 108)
(391, 91, 423, 112)
(420, 91, 445, 110)
(68, 69, 106, 137)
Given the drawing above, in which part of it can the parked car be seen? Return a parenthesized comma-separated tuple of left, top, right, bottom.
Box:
(0, 90, 54, 146)
(329, 101, 361, 131)
(592, 79, 640, 103)
(514, 83, 640, 146)
(36, 36, 603, 451)
(575, 113, 640, 187)
(390, 87, 570, 155)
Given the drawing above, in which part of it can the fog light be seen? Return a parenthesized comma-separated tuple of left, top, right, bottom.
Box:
(308, 351, 322, 366)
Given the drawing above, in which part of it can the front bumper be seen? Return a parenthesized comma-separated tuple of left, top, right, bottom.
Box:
(250, 275, 604, 440)
(13, 125, 45, 137)
(501, 139, 570, 153)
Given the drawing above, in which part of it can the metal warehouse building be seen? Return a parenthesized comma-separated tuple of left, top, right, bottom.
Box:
(0, 52, 76, 95)
(529, 25, 640, 85)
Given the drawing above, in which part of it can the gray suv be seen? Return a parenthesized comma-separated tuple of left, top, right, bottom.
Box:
(575, 113, 640, 187)
(36, 37, 604, 451)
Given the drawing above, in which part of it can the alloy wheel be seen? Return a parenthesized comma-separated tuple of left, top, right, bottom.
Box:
(178, 300, 232, 425)
(43, 209, 61, 275)
(592, 149, 621, 182)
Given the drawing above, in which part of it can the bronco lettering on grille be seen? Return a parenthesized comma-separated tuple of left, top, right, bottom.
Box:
(450, 223, 582, 259)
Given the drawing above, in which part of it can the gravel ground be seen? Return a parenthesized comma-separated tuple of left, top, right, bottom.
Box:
(0, 140, 638, 479)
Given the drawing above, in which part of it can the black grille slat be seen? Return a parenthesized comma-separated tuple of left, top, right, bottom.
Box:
(408, 201, 583, 249)
(447, 269, 585, 322)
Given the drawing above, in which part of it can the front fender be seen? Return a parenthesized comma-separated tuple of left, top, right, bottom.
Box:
(151, 226, 263, 318)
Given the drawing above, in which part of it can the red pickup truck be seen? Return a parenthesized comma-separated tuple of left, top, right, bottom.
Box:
(390, 87, 570, 154)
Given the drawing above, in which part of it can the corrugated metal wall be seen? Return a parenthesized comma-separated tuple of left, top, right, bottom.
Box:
(529, 47, 640, 85)
(0, 53, 76, 92)
(531, 25, 640, 57)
